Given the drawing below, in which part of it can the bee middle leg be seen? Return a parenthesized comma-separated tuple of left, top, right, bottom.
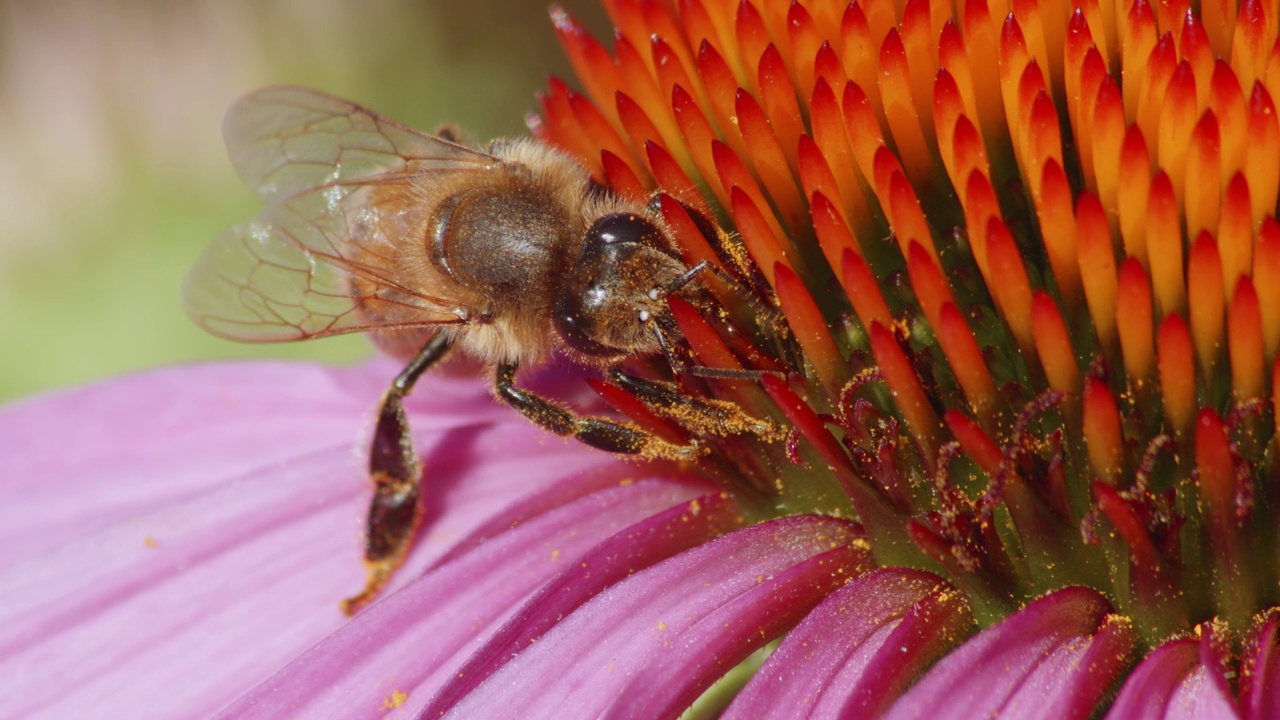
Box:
(494, 362, 701, 460)
(342, 333, 452, 616)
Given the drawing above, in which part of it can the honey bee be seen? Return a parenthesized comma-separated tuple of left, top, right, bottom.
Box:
(184, 86, 764, 613)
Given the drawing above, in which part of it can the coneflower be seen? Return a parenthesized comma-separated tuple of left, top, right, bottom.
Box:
(3, 0, 1279, 718)
(535, 0, 1280, 713)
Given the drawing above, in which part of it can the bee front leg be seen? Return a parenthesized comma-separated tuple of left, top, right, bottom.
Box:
(494, 362, 702, 461)
(606, 369, 785, 442)
(342, 333, 452, 615)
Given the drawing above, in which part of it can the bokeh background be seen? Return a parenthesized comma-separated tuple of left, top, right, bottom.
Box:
(0, 0, 609, 401)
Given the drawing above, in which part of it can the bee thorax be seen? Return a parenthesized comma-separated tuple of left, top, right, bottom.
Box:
(429, 187, 572, 301)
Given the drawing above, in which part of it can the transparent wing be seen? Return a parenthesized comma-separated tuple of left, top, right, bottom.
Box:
(224, 85, 499, 201)
(184, 86, 499, 342)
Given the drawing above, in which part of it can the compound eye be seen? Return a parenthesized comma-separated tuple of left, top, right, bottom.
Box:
(587, 213, 664, 248)
(554, 291, 617, 357)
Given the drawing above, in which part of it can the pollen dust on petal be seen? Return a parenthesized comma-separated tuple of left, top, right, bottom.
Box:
(380, 689, 407, 711)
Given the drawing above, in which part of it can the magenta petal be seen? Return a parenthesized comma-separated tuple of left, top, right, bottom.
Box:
(1244, 616, 1280, 720)
(1, 447, 369, 719)
(214, 478, 711, 719)
(0, 362, 634, 719)
(437, 515, 869, 720)
(882, 587, 1134, 720)
(0, 359, 610, 567)
(0, 359, 561, 569)
(1106, 632, 1242, 720)
(0, 441, 621, 719)
(421, 490, 743, 715)
(722, 568, 973, 719)
(0, 362, 379, 566)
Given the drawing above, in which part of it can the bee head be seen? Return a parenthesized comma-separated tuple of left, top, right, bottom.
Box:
(555, 213, 687, 359)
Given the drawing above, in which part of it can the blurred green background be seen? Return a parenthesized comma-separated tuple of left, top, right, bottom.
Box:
(0, 0, 609, 402)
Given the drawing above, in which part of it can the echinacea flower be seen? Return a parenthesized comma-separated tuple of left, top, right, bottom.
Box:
(5, 0, 1280, 718)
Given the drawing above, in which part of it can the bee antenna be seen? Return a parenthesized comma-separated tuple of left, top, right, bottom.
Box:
(665, 260, 781, 331)
(687, 259, 789, 345)
(661, 260, 713, 296)
(648, 314, 777, 382)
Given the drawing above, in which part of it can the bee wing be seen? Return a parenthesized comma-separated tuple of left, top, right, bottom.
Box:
(224, 85, 500, 201)
(185, 86, 499, 342)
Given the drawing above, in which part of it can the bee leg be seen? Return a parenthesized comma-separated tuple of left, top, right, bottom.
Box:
(606, 369, 785, 442)
(342, 333, 452, 616)
(494, 362, 701, 460)
(648, 319, 779, 382)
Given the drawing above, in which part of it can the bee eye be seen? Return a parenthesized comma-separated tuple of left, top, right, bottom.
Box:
(554, 293, 616, 357)
(586, 213, 663, 248)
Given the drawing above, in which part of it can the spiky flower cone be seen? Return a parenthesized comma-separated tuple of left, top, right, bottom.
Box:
(539, 0, 1280, 672)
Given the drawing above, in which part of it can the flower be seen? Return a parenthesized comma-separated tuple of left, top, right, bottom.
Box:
(4, 0, 1280, 719)
(533, 0, 1280, 714)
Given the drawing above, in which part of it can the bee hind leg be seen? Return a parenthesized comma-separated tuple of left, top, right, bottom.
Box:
(494, 362, 701, 461)
(342, 333, 452, 616)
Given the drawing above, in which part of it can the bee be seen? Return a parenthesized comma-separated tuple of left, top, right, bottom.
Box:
(184, 87, 766, 614)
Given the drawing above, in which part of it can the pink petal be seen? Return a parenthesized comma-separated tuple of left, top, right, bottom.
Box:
(1106, 631, 1242, 720)
(215, 478, 715, 719)
(437, 515, 870, 720)
(882, 587, 1135, 720)
(0, 362, 375, 566)
(0, 359, 574, 567)
(0, 361, 638, 719)
(1244, 616, 1280, 720)
(422, 490, 743, 715)
(722, 567, 973, 719)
